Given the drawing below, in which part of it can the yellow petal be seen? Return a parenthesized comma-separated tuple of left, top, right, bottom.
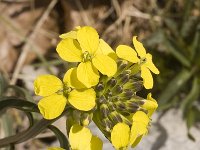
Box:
(111, 123, 130, 149)
(116, 45, 140, 63)
(130, 123, 146, 147)
(77, 62, 99, 88)
(141, 66, 153, 89)
(132, 111, 150, 126)
(48, 147, 65, 150)
(69, 124, 92, 150)
(142, 93, 158, 117)
(89, 136, 103, 150)
(130, 111, 149, 147)
(132, 36, 146, 58)
(96, 39, 117, 60)
(92, 55, 117, 77)
(144, 53, 159, 74)
(56, 38, 82, 62)
(59, 31, 77, 39)
(34, 75, 62, 97)
(77, 26, 99, 54)
(59, 26, 81, 39)
(63, 68, 86, 89)
(147, 93, 157, 103)
(68, 88, 96, 111)
(38, 94, 67, 119)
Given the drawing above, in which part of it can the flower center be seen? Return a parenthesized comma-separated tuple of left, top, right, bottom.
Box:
(139, 57, 147, 65)
(82, 51, 92, 62)
(57, 84, 72, 97)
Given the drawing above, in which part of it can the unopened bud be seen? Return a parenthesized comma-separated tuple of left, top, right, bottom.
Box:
(118, 60, 128, 71)
(118, 73, 130, 85)
(109, 111, 123, 123)
(98, 95, 107, 103)
(100, 104, 110, 118)
(102, 118, 113, 132)
(123, 80, 143, 92)
(96, 82, 104, 91)
(108, 102, 116, 111)
(81, 113, 93, 126)
(107, 78, 117, 87)
(115, 101, 126, 111)
(72, 110, 81, 124)
(112, 85, 123, 94)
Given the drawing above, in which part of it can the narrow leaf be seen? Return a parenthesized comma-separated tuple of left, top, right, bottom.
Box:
(48, 125, 70, 150)
(0, 97, 39, 113)
(158, 69, 193, 108)
(181, 77, 199, 115)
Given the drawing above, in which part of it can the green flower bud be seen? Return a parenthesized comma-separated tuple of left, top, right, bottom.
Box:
(123, 80, 143, 92)
(81, 113, 93, 126)
(98, 95, 107, 104)
(96, 82, 104, 91)
(118, 73, 130, 85)
(107, 78, 117, 87)
(107, 102, 116, 111)
(100, 104, 110, 118)
(108, 111, 123, 124)
(72, 110, 81, 124)
(118, 60, 128, 71)
(112, 85, 123, 94)
(102, 118, 113, 132)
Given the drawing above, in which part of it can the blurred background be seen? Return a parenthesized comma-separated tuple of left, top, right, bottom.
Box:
(0, 0, 200, 149)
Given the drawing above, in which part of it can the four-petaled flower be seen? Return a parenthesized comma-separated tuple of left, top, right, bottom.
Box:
(56, 26, 117, 88)
(34, 68, 96, 119)
(116, 36, 159, 89)
(111, 111, 150, 149)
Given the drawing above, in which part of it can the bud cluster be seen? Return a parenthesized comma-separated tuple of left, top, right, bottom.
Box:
(94, 60, 145, 132)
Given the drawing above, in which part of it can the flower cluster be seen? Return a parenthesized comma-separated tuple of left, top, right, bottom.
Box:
(34, 26, 159, 150)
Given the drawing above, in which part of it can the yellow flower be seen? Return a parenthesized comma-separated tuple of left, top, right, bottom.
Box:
(141, 93, 158, 117)
(56, 26, 117, 88)
(69, 124, 103, 150)
(111, 111, 150, 149)
(34, 68, 96, 120)
(116, 36, 159, 89)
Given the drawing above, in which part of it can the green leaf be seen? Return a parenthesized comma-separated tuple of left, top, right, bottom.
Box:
(25, 112, 34, 128)
(193, 24, 200, 64)
(0, 108, 67, 148)
(0, 97, 39, 113)
(162, 37, 191, 68)
(158, 69, 194, 108)
(181, 77, 199, 115)
(7, 85, 34, 102)
(48, 125, 70, 150)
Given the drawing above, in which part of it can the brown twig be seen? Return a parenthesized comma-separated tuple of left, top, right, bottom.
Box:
(10, 0, 58, 85)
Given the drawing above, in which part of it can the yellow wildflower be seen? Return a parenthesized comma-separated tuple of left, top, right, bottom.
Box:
(111, 111, 150, 149)
(34, 68, 96, 120)
(141, 93, 158, 117)
(69, 124, 103, 150)
(56, 26, 117, 88)
(116, 36, 159, 89)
